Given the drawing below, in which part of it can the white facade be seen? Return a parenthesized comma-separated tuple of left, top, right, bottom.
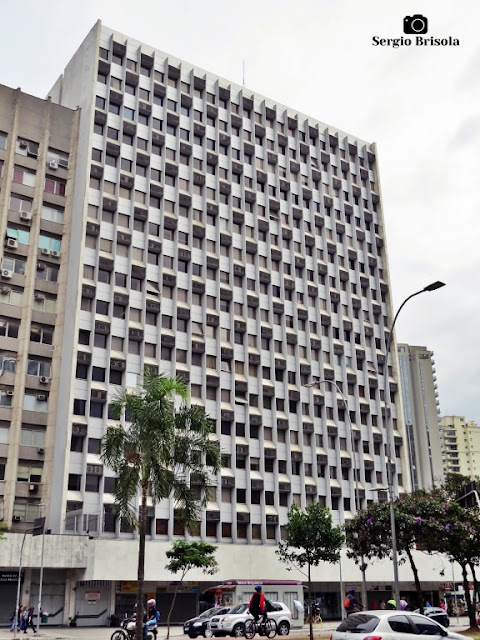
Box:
(45, 20, 408, 543)
(397, 344, 443, 489)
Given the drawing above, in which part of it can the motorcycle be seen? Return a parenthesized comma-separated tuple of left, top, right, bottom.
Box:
(110, 614, 157, 640)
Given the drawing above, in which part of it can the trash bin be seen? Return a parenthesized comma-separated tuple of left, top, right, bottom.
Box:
(41, 614, 49, 624)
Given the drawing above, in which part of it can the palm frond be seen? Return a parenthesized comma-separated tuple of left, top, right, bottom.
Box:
(100, 373, 221, 534)
(99, 426, 127, 473)
(113, 460, 141, 525)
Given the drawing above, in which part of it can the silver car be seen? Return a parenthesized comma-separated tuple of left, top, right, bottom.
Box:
(209, 602, 292, 637)
(331, 611, 464, 640)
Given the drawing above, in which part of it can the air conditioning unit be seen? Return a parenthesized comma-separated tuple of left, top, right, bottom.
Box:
(48, 160, 58, 170)
(13, 515, 21, 522)
(20, 211, 32, 222)
(41, 248, 50, 256)
(39, 376, 50, 384)
(0, 286, 11, 294)
(50, 251, 60, 258)
(37, 448, 45, 455)
(1, 269, 13, 279)
(34, 293, 45, 301)
(6, 391, 14, 397)
(36, 394, 47, 401)
(91, 389, 107, 402)
(28, 484, 38, 492)
(6, 238, 18, 249)
(58, 157, 69, 169)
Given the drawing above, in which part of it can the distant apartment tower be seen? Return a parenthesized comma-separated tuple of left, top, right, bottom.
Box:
(0, 20, 410, 612)
(397, 344, 443, 489)
(440, 416, 480, 477)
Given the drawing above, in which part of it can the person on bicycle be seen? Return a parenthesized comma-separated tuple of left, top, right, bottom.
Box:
(344, 588, 362, 615)
(144, 599, 159, 639)
(249, 585, 267, 625)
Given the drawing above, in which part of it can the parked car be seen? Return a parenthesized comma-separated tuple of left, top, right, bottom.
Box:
(331, 611, 463, 640)
(413, 607, 450, 627)
(209, 602, 292, 637)
(184, 607, 231, 638)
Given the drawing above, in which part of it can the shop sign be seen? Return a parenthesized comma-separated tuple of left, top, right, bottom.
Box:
(0, 572, 22, 582)
(119, 581, 137, 593)
(85, 590, 101, 602)
(167, 581, 198, 593)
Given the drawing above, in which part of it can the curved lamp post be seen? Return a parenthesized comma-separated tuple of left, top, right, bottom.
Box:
(379, 281, 445, 608)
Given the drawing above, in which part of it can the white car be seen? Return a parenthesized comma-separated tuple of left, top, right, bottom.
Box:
(209, 602, 292, 637)
(331, 610, 465, 640)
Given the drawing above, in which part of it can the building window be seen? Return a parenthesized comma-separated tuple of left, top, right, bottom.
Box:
(13, 166, 36, 187)
(41, 204, 64, 224)
(30, 324, 53, 345)
(44, 176, 66, 196)
(17, 462, 43, 484)
(19, 431, 44, 460)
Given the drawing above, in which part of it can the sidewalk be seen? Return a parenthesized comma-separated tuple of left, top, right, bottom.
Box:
(0, 627, 184, 640)
(0, 617, 472, 640)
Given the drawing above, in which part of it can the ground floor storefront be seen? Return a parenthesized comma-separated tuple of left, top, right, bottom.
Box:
(0, 533, 468, 627)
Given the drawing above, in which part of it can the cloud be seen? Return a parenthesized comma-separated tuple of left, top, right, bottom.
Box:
(448, 115, 480, 149)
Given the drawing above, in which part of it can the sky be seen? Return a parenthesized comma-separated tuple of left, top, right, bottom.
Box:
(1, 0, 478, 422)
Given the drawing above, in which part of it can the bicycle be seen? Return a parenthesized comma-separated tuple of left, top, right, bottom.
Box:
(244, 617, 276, 639)
(312, 612, 323, 627)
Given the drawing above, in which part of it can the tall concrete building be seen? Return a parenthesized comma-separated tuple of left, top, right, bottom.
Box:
(0, 20, 411, 624)
(397, 344, 443, 489)
(440, 416, 480, 477)
(0, 84, 83, 620)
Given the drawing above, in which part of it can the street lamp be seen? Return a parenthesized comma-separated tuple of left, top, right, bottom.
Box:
(378, 281, 445, 608)
(304, 378, 367, 611)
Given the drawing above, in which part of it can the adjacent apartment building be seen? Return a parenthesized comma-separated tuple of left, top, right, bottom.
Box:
(397, 344, 443, 489)
(440, 416, 480, 477)
(0, 20, 410, 624)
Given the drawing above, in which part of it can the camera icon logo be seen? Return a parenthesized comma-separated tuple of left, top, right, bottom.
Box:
(403, 15, 428, 34)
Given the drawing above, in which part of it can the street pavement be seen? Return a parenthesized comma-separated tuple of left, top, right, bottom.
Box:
(0, 617, 472, 640)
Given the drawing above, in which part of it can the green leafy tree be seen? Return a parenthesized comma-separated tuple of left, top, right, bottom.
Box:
(276, 503, 343, 640)
(442, 472, 476, 497)
(100, 373, 221, 640)
(165, 541, 218, 639)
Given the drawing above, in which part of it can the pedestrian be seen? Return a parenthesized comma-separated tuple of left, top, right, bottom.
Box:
(9, 606, 20, 632)
(386, 600, 396, 610)
(25, 607, 37, 634)
(447, 600, 454, 617)
(344, 588, 362, 615)
(20, 607, 28, 633)
(379, 600, 386, 610)
(399, 598, 408, 611)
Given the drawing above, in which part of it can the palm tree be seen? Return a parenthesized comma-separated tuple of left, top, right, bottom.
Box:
(100, 373, 221, 640)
